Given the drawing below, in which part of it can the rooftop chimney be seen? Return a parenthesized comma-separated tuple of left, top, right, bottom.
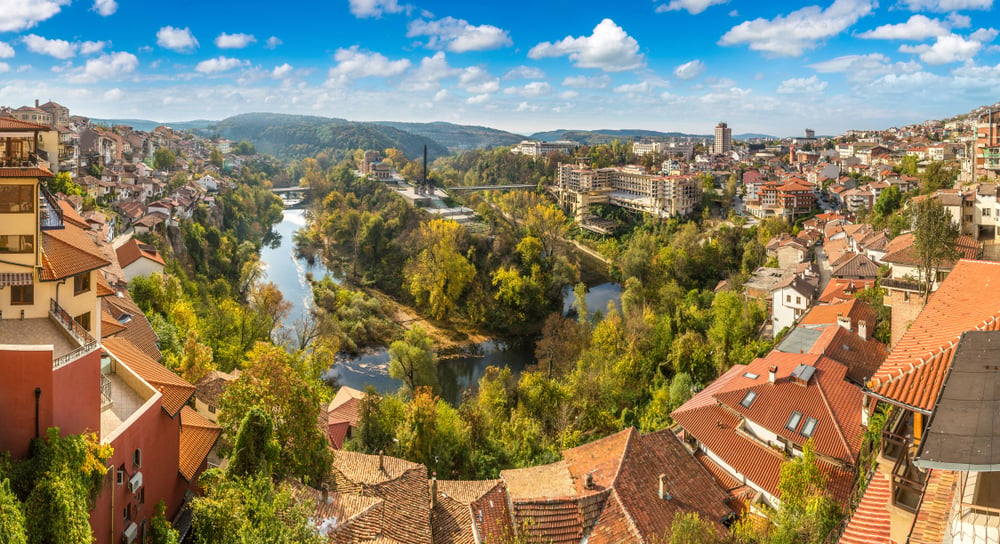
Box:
(321, 482, 331, 504)
(585, 472, 595, 490)
(768, 365, 777, 384)
(378, 450, 384, 472)
(430, 472, 437, 510)
(658, 474, 671, 500)
(858, 320, 868, 341)
(837, 312, 851, 331)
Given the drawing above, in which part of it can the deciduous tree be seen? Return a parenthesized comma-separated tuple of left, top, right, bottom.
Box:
(388, 325, 438, 394)
(912, 197, 959, 301)
(406, 219, 476, 321)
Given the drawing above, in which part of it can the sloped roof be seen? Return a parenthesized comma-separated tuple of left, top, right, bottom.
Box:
(328, 385, 364, 425)
(502, 461, 576, 500)
(808, 325, 888, 385)
(799, 299, 878, 333)
(40, 223, 111, 281)
(57, 200, 90, 230)
(178, 406, 221, 481)
(194, 369, 239, 407)
(0, 117, 50, 131)
(103, 294, 162, 361)
(818, 279, 875, 304)
(288, 482, 384, 542)
(867, 260, 1000, 413)
(907, 470, 957, 544)
(432, 480, 513, 544)
(103, 337, 194, 417)
(831, 252, 880, 279)
(116, 238, 166, 269)
(101, 310, 127, 337)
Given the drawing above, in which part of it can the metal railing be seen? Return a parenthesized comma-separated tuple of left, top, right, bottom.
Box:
(49, 298, 98, 369)
(101, 374, 112, 401)
(39, 186, 64, 231)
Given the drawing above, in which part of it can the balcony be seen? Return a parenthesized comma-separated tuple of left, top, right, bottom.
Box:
(949, 472, 1000, 544)
(0, 299, 97, 369)
(48, 298, 97, 369)
(38, 186, 63, 230)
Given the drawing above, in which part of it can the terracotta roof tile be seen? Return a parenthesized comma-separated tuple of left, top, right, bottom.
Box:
(0, 118, 51, 130)
(868, 260, 1000, 413)
(807, 324, 887, 384)
(193, 369, 239, 407)
(101, 310, 128, 337)
(432, 480, 513, 544)
(288, 482, 384, 542)
(908, 469, 957, 544)
(839, 470, 896, 544)
(328, 386, 364, 425)
(178, 406, 221, 481)
(818, 279, 875, 304)
(103, 294, 162, 361)
(115, 238, 166, 269)
(562, 428, 633, 495)
(831, 253, 880, 279)
(57, 200, 90, 230)
(40, 224, 111, 281)
(103, 337, 195, 417)
(95, 272, 116, 297)
(799, 299, 878, 334)
(585, 493, 641, 544)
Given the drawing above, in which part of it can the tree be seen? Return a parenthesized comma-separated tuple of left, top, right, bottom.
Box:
(668, 512, 719, 544)
(209, 148, 224, 169)
(533, 313, 585, 378)
(178, 330, 214, 384)
(388, 325, 438, 394)
(190, 474, 321, 544)
(47, 172, 83, 197)
(912, 197, 959, 301)
(919, 161, 955, 194)
(0, 478, 26, 544)
(406, 219, 476, 321)
(228, 407, 280, 479)
(872, 185, 902, 222)
(154, 147, 177, 170)
(148, 501, 180, 544)
(347, 387, 405, 454)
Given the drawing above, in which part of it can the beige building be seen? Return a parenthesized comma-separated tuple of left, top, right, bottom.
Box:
(554, 162, 698, 219)
(713, 122, 731, 155)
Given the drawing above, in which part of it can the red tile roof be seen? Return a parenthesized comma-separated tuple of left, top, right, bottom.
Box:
(115, 238, 166, 269)
(867, 260, 1000, 413)
(328, 385, 364, 425)
(103, 337, 195, 417)
(0, 118, 51, 130)
(0, 167, 55, 179)
(908, 470, 957, 544)
(831, 253, 880, 279)
(57, 200, 90, 230)
(40, 223, 111, 281)
(818, 279, 875, 304)
(839, 470, 895, 544)
(808, 325, 887, 385)
(178, 406, 221, 481)
(799, 299, 878, 334)
(103, 294, 162, 361)
(432, 480, 513, 544)
(288, 482, 384, 542)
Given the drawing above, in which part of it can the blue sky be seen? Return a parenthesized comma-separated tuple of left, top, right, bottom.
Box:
(0, 0, 998, 136)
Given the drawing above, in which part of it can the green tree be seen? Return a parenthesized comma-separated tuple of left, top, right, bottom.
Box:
(872, 185, 902, 224)
(388, 325, 438, 394)
(228, 407, 281, 479)
(154, 147, 177, 170)
(347, 387, 406, 455)
(46, 171, 83, 197)
(912, 197, 959, 301)
(209, 148, 224, 169)
(406, 219, 476, 321)
(0, 478, 26, 544)
(898, 155, 918, 177)
(533, 313, 585, 379)
(919, 161, 955, 194)
(190, 474, 320, 544)
(668, 512, 719, 544)
(148, 500, 180, 544)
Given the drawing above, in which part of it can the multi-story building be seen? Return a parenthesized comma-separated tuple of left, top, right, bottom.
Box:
(0, 118, 219, 543)
(512, 140, 576, 158)
(713, 122, 732, 155)
(976, 108, 1000, 178)
(553, 162, 699, 219)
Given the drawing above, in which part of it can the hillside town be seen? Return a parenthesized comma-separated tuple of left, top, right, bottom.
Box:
(3, 93, 1000, 544)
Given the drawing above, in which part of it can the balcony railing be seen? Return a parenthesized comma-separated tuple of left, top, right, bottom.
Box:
(49, 298, 98, 370)
(881, 278, 925, 293)
(39, 186, 64, 231)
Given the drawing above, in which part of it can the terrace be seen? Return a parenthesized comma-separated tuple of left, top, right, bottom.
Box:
(0, 298, 97, 368)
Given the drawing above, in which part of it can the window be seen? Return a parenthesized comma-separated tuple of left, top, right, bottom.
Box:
(986, 209, 992, 217)
(786, 295, 791, 303)
(0, 185, 33, 213)
(743, 372, 759, 380)
(208, 404, 216, 414)
(785, 411, 803, 432)
(123, 505, 130, 523)
(133, 448, 142, 468)
(10, 284, 33, 305)
(796, 296, 802, 304)
(0, 235, 34, 253)
(74, 312, 91, 331)
(801, 417, 818, 438)
(740, 390, 758, 408)
(74, 271, 90, 294)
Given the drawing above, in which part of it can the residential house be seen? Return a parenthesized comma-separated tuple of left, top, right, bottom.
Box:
(193, 369, 240, 424)
(115, 238, 166, 281)
(771, 274, 817, 334)
(325, 385, 364, 449)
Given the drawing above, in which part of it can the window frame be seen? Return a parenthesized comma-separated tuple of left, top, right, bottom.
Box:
(74, 270, 91, 295)
(785, 411, 803, 432)
(10, 283, 33, 305)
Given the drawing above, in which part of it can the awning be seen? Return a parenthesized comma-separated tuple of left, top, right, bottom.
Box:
(0, 272, 33, 287)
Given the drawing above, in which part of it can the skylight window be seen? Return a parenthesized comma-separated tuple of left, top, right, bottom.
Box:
(743, 372, 759, 380)
(785, 411, 803, 432)
(740, 390, 757, 408)
(801, 417, 818, 438)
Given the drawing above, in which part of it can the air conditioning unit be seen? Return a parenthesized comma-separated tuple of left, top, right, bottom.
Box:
(128, 472, 142, 493)
(122, 522, 138, 544)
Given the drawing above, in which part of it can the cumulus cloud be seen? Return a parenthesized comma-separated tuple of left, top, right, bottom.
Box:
(402, 52, 461, 91)
(899, 0, 992, 11)
(809, 53, 923, 82)
(0, 0, 69, 32)
(719, 0, 875, 57)
(948, 13, 972, 29)
(92, 0, 116, 16)
(272, 63, 293, 78)
(215, 33, 256, 49)
(71, 51, 138, 82)
(503, 65, 546, 80)
(433, 89, 449, 101)
(22, 34, 75, 59)
(613, 81, 651, 93)
(700, 86, 752, 103)
(407, 17, 512, 53)
(0, 42, 14, 58)
(503, 81, 552, 97)
(104, 88, 123, 100)
(195, 56, 244, 74)
(777, 75, 828, 93)
(265, 36, 283, 49)
(562, 74, 612, 88)
(459, 66, 500, 93)
(466, 93, 490, 104)
(673, 59, 705, 80)
(157, 26, 199, 52)
(655, 0, 728, 14)
(858, 15, 951, 40)
(80, 41, 108, 55)
(327, 46, 411, 86)
(0, 62, 8, 73)
(515, 101, 542, 112)
(899, 32, 990, 64)
(528, 19, 644, 72)
(559, 90, 579, 99)
(348, 0, 405, 18)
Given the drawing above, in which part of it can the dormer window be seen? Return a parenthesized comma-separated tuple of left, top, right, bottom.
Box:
(740, 390, 758, 408)
(786, 411, 803, 432)
(801, 417, 818, 438)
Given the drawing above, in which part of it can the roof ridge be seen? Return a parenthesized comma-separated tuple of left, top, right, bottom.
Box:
(605, 488, 645, 544)
(814, 378, 853, 461)
(610, 427, 637, 489)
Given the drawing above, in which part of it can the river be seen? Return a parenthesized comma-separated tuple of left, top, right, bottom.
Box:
(260, 208, 621, 404)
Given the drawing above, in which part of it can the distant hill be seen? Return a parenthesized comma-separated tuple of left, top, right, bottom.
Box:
(373, 121, 524, 151)
(208, 113, 449, 161)
(527, 129, 780, 145)
(89, 118, 217, 132)
(735, 133, 780, 141)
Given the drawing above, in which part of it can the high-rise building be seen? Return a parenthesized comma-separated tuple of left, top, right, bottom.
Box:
(713, 122, 732, 155)
(805, 128, 816, 139)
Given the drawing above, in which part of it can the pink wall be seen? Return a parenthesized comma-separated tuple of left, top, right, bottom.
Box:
(0, 349, 55, 459)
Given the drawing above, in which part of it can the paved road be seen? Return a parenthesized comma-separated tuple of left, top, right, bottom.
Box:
(815, 243, 832, 295)
(111, 227, 134, 249)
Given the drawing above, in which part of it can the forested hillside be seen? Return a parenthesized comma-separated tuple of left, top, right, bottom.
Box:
(373, 121, 524, 150)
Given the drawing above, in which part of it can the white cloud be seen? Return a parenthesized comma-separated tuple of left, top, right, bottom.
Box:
(673, 59, 705, 80)
(348, 0, 405, 18)
(700, 86, 752, 103)
(92, 0, 117, 16)
(272, 63, 293, 78)
(70, 51, 138, 82)
(403, 52, 461, 91)
(265, 36, 283, 49)
(466, 93, 490, 104)
(80, 41, 107, 55)
(719, 0, 875, 57)
(104, 88, 123, 100)
(899, 0, 992, 11)
(858, 15, 950, 40)
(157, 26, 199, 52)
(947, 13, 971, 29)
(327, 46, 411, 85)
(503, 81, 552, 97)
(0, 42, 13, 58)
(195, 56, 244, 74)
(515, 101, 542, 112)
(503, 65, 546, 80)
(0, 0, 69, 32)
(777, 75, 828, 93)
(559, 90, 579, 99)
(655, 0, 728, 15)
(899, 33, 985, 64)
(458, 66, 500, 93)
(614, 81, 651, 93)
(215, 33, 257, 49)
(433, 89, 449, 101)
(0, 62, 8, 73)
(407, 17, 512, 53)
(562, 74, 612, 88)
(528, 19, 644, 72)
(810, 53, 923, 83)
(971, 28, 999, 42)
(22, 34, 76, 59)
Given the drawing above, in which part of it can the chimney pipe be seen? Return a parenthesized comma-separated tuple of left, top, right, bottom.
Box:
(858, 320, 868, 341)
(321, 482, 330, 504)
(35, 99, 39, 108)
(768, 365, 777, 384)
(378, 450, 384, 472)
(837, 312, 851, 331)
(430, 472, 437, 510)
(658, 474, 671, 500)
(585, 472, 594, 490)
